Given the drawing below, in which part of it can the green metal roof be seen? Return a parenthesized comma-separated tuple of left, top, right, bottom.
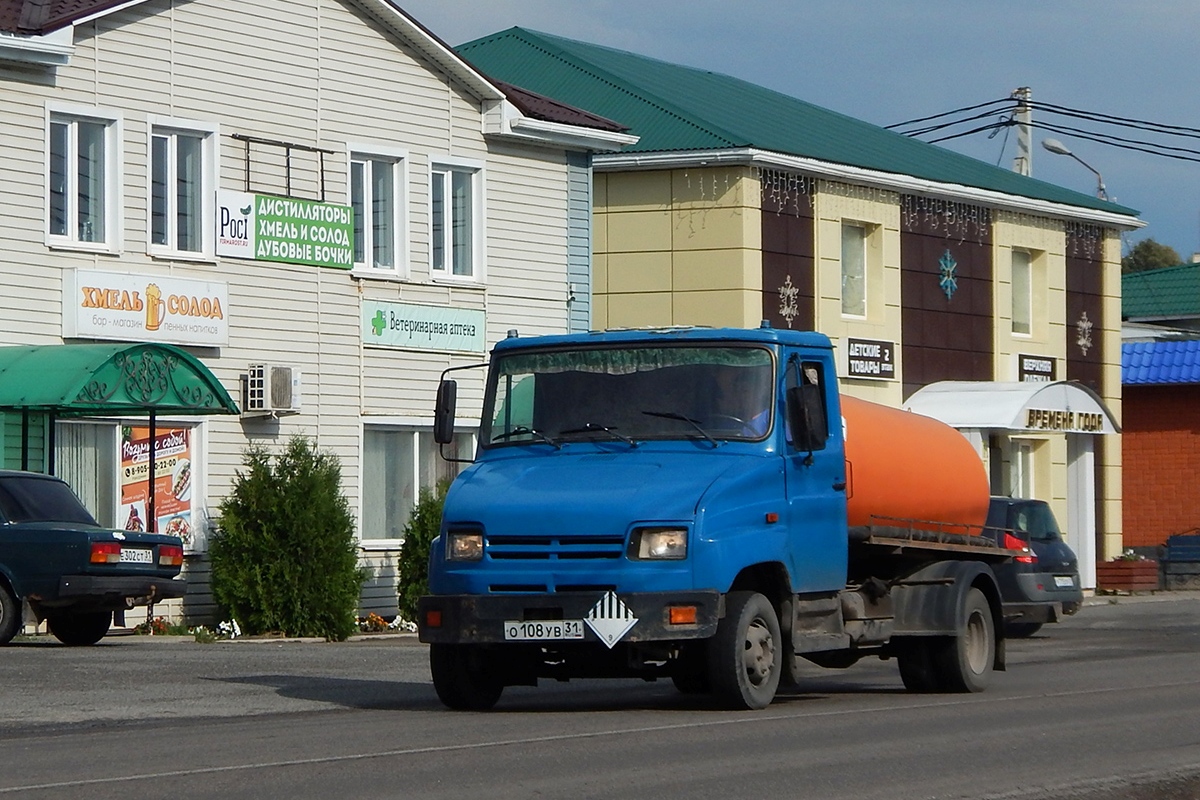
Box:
(457, 28, 1139, 218)
(1122, 263, 1200, 320)
(0, 343, 239, 415)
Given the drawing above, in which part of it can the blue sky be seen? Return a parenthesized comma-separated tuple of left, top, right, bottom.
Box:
(399, 0, 1200, 261)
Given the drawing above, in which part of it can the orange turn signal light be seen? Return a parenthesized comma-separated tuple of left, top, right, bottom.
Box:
(668, 605, 697, 625)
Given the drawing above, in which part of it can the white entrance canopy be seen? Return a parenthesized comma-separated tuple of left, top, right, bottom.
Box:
(902, 381, 1120, 434)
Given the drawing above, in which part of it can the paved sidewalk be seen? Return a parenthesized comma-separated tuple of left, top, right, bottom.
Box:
(1084, 588, 1200, 606)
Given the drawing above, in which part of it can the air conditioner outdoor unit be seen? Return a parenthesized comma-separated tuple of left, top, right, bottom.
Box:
(244, 363, 302, 415)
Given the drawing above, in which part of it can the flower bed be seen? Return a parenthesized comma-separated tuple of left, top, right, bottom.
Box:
(1096, 559, 1160, 592)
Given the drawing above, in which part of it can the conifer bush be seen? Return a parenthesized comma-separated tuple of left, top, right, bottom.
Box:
(396, 480, 450, 623)
(210, 436, 364, 641)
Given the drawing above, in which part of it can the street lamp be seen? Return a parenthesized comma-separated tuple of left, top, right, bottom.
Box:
(1042, 138, 1109, 201)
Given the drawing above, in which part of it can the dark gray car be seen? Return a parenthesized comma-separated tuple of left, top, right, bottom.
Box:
(984, 497, 1084, 637)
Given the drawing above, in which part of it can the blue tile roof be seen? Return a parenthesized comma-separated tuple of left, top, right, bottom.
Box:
(1123, 340, 1200, 385)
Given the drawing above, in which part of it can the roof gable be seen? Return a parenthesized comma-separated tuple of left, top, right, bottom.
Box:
(457, 27, 1140, 218)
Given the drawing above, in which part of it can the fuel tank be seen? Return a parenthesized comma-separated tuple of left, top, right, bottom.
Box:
(841, 395, 990, 532)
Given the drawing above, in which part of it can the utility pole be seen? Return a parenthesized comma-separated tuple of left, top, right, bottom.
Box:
(1012, 87, 1032, 176)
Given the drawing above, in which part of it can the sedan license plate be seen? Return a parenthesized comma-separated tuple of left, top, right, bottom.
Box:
(504, 619, 584, 641)
(119, 548, 154, 564)
(1054, 575, 1075, 588)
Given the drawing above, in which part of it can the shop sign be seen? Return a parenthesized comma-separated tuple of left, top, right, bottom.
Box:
(120, 426, 196, 550)
(362, 301, 485, 353)
(1025, 408, 1106, 433)
(216, 189, 354, 270)
(64, 270, 228, 347)
(1018, 354, 1056, 382)
(845, 337, 895, 380)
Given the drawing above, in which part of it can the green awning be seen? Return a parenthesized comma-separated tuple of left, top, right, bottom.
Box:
(0, 343, 239, 416)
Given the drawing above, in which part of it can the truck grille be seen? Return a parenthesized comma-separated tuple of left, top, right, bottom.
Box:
(486, 534, 625, 560)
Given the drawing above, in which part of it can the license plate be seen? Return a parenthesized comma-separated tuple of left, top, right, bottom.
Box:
(119, 548, 153, 564)
(504, 619, 584, 641)
(1054, 575, 1075, 588)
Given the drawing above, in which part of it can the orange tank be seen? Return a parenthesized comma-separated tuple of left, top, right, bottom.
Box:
(841, 395, 990, 532)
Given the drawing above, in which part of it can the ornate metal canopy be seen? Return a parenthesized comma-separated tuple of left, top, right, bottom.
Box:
(0, 343, 238, 416)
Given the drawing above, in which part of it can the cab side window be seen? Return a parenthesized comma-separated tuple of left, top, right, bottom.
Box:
(785, 357, 829, 451)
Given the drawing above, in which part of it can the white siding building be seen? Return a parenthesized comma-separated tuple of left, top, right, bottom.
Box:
(0, 0, 634, 623)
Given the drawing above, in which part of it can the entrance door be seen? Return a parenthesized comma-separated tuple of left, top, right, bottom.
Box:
(1067, 435, 1097, 589)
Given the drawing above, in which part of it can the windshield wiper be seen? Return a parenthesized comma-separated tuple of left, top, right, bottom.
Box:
(642, 410, 718, 447)
(557, 423, 638, 448)
(491, 426, 561, 449)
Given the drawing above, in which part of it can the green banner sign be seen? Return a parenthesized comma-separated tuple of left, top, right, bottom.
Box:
(216, 190, 354, 270)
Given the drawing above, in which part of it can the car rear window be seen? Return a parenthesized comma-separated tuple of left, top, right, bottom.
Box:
(1009, 503, 1062, 542)
(0, 476, 98, 526)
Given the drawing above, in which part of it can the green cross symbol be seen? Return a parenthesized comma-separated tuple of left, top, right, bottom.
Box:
(370, 310, 386, 336)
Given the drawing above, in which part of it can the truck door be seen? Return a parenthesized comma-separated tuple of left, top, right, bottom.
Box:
(782, 353, 849, 592)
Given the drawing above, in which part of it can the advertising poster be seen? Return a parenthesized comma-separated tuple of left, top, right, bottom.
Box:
(120, 426, 194, 549)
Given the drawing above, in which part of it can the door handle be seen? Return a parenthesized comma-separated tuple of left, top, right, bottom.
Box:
(832, 480, 846, 492)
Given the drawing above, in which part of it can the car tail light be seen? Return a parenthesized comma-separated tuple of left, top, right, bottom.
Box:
(159, 545, 184, 567)
(1003, 532, 1037, 564)
(90, 542, 121, 564)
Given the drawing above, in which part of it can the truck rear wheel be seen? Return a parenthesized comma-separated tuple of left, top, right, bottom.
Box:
(429, 643, 504, 711)
(707, 591, 781, 710)
(0, 585, 20, 645)
(931, 587, 994, 693)
(47, 610, 112, 646)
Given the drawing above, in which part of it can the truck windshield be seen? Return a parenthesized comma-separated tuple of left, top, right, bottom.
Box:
(0, 476, 99, 526)
(484, 345, 774, 446)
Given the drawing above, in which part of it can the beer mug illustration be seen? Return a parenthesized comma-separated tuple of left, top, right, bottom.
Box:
(145, 283, 165, 331)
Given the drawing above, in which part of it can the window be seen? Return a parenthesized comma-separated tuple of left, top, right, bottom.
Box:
(150, 121, 216, 256)
(351, 151, 405, 272)
(54, 422, 119, 528)
(1015, 440, 1034, 499)
(1011, 249, 1032, 335)
(361, 427, 472, 543)
(841, 223, 866, 317)
(48, 112, 118, 246)
(431, 162, 481, 278)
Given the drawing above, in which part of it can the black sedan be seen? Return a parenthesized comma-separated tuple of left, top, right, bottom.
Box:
(0, 470, 185, 645)
(984, 496, 1084, 637)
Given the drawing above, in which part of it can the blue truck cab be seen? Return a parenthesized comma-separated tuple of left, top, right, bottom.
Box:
(419, 325, 1008, 710)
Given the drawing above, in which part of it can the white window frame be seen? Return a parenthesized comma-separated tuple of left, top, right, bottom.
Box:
(840, 221, 867, 318)
(45, 104, 124, 252)
(429, 156, 485, 282)
(359, 422, 474, 550)
(1011, 248, 1033, 337)
(348, 143, 408, 278)
(147, 116, 218, 260)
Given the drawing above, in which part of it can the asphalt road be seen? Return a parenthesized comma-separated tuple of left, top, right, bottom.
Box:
(0, 594, 1198, 800)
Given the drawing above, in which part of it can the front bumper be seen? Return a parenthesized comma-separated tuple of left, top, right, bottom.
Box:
(418, 590, 720, 645)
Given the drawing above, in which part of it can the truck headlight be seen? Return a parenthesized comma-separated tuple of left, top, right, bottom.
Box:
(447, 531, 484, 561)
(630, 527, 688, 560)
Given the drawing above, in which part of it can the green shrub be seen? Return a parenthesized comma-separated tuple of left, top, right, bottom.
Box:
(396, 480, 450, 623)
(210, 436, 364, 641)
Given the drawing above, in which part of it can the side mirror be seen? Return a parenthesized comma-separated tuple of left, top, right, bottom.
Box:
(434, 379, 458, 444)
(786, 384, 827, 452)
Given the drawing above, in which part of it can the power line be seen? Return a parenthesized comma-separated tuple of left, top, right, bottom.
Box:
(885, 98, 1012, 130)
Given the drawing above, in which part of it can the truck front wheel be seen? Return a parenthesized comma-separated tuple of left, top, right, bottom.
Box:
(430, 643, 504, 711)
(707, 591, 781, 710)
